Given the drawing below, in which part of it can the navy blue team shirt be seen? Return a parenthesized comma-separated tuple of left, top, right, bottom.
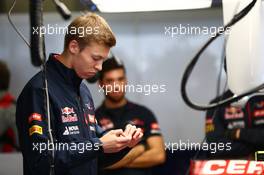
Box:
(16, 54, 127, 175)
(96, 101, 161, 175)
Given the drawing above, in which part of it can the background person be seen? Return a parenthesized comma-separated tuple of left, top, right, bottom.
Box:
(96, 57, 165, 175)
(0, 60, 18, 152)
(205, 90, 264, 159)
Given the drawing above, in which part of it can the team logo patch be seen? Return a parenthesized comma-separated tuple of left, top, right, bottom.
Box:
(99, 117, 114, 131)
(227, 121, 245, 129)
(206, 118, 213, 124)
(28, 113, 42, 123)
(61, 107, 78, 123)
(150, 123, 161, 134)
(255, 101, 264, 108)
(224, 106, 244, 119)
(254, 110, 264, 117)
(29, 125, 43, 136)
(151, 123, 160, 130)
(130, 118, 145, 126)
(254, 119, 264, 125)
(63, 125, 80, 135)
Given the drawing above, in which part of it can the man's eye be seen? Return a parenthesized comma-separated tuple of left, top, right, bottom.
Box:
(118, 77, 125, 81)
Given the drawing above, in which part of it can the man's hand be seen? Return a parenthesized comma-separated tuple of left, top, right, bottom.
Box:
(100, 129, 131, 153)
(99, 125, 143, 153)
(123, 124, 143, 148)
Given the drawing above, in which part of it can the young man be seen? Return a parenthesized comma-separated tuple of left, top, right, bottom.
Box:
(16, 13, 143, 175)
(96, 57, 165, 175)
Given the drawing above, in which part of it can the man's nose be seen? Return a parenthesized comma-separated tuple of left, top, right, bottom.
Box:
(95, 62, 102, 71)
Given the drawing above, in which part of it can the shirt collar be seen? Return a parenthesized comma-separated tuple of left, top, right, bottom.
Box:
(47, 53, 82, 90)
(101, 100, 133, 111)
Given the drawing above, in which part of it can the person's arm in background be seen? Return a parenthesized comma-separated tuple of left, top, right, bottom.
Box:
(125, 135, 165, 168)
(125, 109, 165, 168)
(231, 128, 264, 145)
(205, 106, 254, 158)
(96, 123, 144, 168)
(105, 144, 145, 169)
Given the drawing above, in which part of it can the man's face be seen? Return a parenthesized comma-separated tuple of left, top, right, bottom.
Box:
(100, 68, 127, 102)
(72, 42, 110, 79)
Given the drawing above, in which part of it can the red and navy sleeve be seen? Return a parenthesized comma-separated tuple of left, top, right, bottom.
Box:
(142, 107, 162, 139)
(16, 84, 50, 175)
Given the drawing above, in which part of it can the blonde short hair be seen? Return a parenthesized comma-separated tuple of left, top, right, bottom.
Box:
(64, 12, 116, 50)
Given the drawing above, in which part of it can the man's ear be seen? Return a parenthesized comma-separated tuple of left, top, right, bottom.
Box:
(68, 40, 80, 54)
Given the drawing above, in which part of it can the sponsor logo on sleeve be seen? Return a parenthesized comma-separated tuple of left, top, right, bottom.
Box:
(150, 122, 161, 134)
(227, 121, 245, 129)
(99, 117, 114, 131)
(130, 118, 145, 126)
(255, 101, 264, 108)
(205, 119, 215, 133)
(254, 110, 264, 117)
(28, 113, 42, 123)
(151, 123, 160, 129)
(29, 125, 43, 136)
(254, 119, 264, 125)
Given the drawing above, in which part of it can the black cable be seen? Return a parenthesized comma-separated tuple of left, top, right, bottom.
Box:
(181, 0, 259, 111)
(30, 0, 46, 66)
(7, 0, 55, 174)
(7, 0, 31, 48)
(185, 3, 241, 171)
(42, 64, 55, 175)
(183, 1, 257, 173)
(30, 1, 55, 174)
